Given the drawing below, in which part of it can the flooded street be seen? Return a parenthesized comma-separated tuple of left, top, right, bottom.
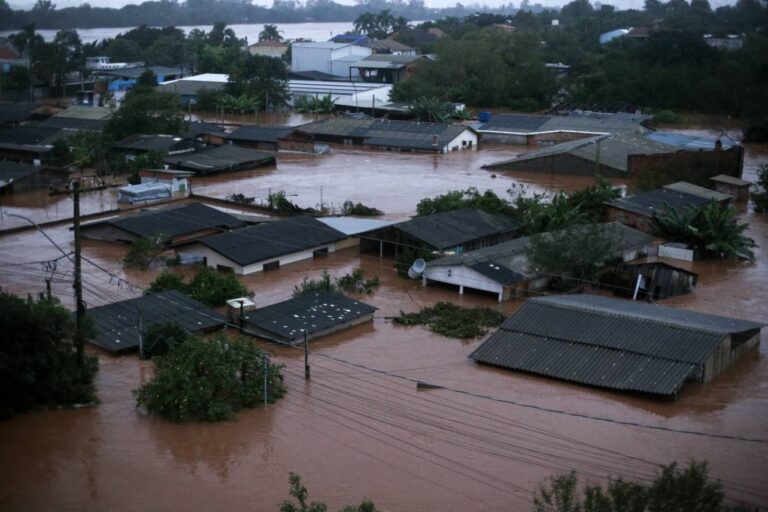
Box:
(1, 134, 767, 511)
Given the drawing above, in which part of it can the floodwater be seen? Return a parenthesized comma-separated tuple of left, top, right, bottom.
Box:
(1, 135, 767, 511)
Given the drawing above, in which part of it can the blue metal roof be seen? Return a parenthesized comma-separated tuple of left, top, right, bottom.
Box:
(645, 132, 738, 150)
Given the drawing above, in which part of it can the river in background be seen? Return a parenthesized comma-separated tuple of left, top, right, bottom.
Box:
(0, 21, 416, 44)
(0, 125, 767, 511)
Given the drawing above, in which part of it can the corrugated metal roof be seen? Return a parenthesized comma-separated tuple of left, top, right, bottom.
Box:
(38, 116, 106, 131)
(114, 133, 190, 152)
(82, 202, 243, 242)
(244, 290, 376, 344)
(645, 132, 738, 150)
(467, 261, 526, 285)
(391, 208, 521, 251)
(164, 145, 275, 174)
(663, 182, 733, 202)
(607, 187, 712, 217)
(198, 215, 347, 266)
(479, 112, 650, 135)
(470, 331, 695, 395)
(85, 290, 226, 353)
(484, 132, 674, 173)
(317, 217, 396, 236)
(710, 174, 751, 186)
(224, 125, 295, 143)
(470, 294, 764, 396)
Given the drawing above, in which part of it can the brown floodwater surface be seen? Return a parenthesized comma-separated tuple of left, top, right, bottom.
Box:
(1, 137, 767, 511)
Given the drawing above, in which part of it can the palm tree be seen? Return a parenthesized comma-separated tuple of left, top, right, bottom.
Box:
(408, 96, 451, 123)
(258, 24, 284, 42)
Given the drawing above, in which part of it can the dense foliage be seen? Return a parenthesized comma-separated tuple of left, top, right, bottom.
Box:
(293, 269, 380, 297)
(147, 266, 249, 307)
(280, 472, 378, 512)
(106, 87, 184, 141)
(134, 334, 285, 422)
(527, 224, 616, 289)
(339, 200, 383, 216)
(0, 292, 98, 418)
(123, 233, 165, 269)
(142, 321, 188, 358)
(651, 201, 757, 260)
(533, 460, 756, 512)
(394, 302, 504, 338)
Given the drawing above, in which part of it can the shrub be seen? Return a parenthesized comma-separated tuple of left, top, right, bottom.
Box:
(752, 164, 768, 213)
(123, 233, 165, 269)
(142, 322, 188, 358)
(652, 109, 681, 124)
(134, 334, 285, 422)
(280, 472, 378, 512)
(393, 302, 504, 338)
(340, 200, 383, 216)
(395, 246, 436, 278)
(293, 271, 336, 298)
(0, 292, 98, 418)
(507, 96, 540, 112)
(146, 266, 249, 307)
(335, 269, 380, 294)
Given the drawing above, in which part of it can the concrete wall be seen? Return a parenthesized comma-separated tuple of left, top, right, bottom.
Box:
(178, 242, 337, 275)
(444, 130, 478, 152)
(628, 146, 744, 180)
(292, 44, 370, 77)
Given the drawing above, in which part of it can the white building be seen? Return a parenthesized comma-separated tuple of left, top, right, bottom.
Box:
(291, 42, 372, 79)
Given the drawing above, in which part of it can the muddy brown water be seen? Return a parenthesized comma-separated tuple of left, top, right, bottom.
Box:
(1, 132, 767, 511)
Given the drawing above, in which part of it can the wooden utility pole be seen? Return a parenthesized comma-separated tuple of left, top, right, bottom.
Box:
(73, 181, 85, 368)
(304, 332, 310, 380)
(263, 352, 268, 408)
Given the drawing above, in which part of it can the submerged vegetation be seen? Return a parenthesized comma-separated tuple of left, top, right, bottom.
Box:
(134, 334, 285, 422)
(652, 201, 757, 260)
(280, 472, 378, 512)
(293, 269, 381, 298)
(394, 302, 504, 338)
(147, 266, 249, 307)
(534, 460, 757, 512)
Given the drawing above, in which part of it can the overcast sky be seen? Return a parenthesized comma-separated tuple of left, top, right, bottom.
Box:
(7, 0, 736, 12)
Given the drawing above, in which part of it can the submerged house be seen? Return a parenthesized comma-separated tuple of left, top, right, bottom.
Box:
(422, 222, 655, 301)
(242, 290, 377, 345)
(79, 202, 244, 246)
(208, 125, 295, 151)
(603, 261, 698, 300)
(359, 208, 522, 258)
(476, 111, 651, 145)
(164, 144, 276, 175)
(470, 294, 764, 397)
(285, 118, 477, 154)
(84, 290, 226, 354)
(176, 215, 347, 275)
(113, 133, 199, 159)
(0, 160, 69, 194)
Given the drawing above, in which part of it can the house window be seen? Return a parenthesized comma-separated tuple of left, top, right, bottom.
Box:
(216, 265, 234, 273)
(313, 247, 329, 258)
(462, 140, 467, 146)
(263, 261, 280, 271)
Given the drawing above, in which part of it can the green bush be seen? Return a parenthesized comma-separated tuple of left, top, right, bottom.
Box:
(134, 334, 285, 422)
(142, 322, 188, 358)
(395, 246, 436, 278)
(507, 96, 541, 112)
(393, 302, 504, 338)
(340, 200, 383, 216)
(146, 266, 249, 306)
(0, 292, 98, 418)
(123, 233, 165, 269)
(280, 472, 378, 512)
(293, 271, 336, 298)
(293, 269, 381, 297)
(652, 109, 681, 124)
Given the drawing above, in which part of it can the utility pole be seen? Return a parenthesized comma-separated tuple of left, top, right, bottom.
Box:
(263, 352, 268, 408)
(45, 278, 51, 301)
(73, 181, 85, 368)
(304, 331, 310, 380)
(137, 306, 145, 360)
(594, 138, 602, 178)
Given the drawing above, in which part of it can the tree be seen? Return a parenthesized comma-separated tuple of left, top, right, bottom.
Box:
(567, 176, 621, 222)
(533, 461, 756, 512)
(106, 89, 183, 141)
(227, 54, 290, 108)
(407, 96, 452, 123)
(0, 292, 98, 418)
(134, 334, 286, 422)
(142, 322, 188, 358)
(527, 224, 616, 288)
(651, 201, 757, 259)
(280, 472, 378, 512)
(123, 233, 165, 269)
(259, 24, 284, 41)
(147, 266, 249, 307)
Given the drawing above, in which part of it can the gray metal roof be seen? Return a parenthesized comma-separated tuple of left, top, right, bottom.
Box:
(663, 182, 733, 202)
(390, 208, 521, 251)
(114, 133, 191, 152)
(0, 102, 40, 124)
(98, 65, 186, 79)
(164, 145, 275, 174)
(607, 187, 712, 217)
(0, 160, 43, 188)
(159, 79, 226, 96)
(710, 174, 751, 186)
(470, 294, 764, 395)
(484, 133, 674, 173)
(467, 261, 526, 285)
(478, 111, 650, 135)
(470, 331, 696, 395)
(0, 125, 62, 146)
(645, 132, 738, 150)
(85, 290, 226, 354)
(198, 215, 347, 266)
(353, 55, 426, 69)
(38, 116, 106, 131)
(244, 290, 377, 344)
(223, 125, 295, 143)
(82, 202, 244, 242)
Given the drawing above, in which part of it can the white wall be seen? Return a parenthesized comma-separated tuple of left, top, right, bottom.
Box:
(443, 129, 478, 153)
(424, 265, 503, 295)
(292, 45, 332, 74)
(177, 242, 337, 276)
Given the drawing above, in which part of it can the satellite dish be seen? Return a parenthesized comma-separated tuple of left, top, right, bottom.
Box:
(407, 258, 427, 279)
